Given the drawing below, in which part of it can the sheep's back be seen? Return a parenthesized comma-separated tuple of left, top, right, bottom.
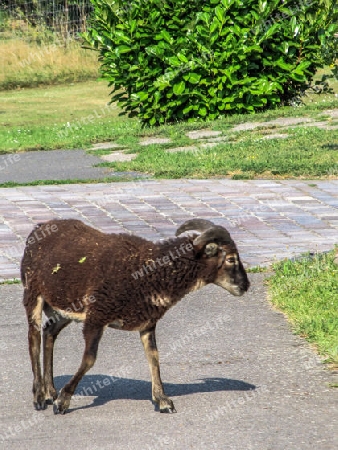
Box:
(20, 219, 147, 312)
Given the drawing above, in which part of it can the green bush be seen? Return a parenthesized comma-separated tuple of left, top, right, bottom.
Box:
(84, 0, 338, 126)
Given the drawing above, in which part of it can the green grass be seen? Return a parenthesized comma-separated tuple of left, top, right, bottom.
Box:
(0, 77, 338, 180)
(0, 278, 21, 285)
(247, 266, 270, 273)
(0, 81, 140, 152)
(98, 126, 338, 179)
(0, 175, 148, 188)
(268, 250, 338, 367)
(0, 37, 99, 90)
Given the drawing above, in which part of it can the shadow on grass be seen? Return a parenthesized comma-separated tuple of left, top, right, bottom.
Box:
(54, 374, 256, 412)
(321, 143, 338, 150)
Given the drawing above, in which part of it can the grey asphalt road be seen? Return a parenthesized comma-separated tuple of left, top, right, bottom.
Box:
(0, 274, 337, 450)
(0, 150, 112, 183)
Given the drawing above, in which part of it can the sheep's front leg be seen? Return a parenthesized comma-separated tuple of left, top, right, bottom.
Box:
(25, 293, 46, 410)
(140, 327, 176, 413)
(53, 323, 104, 415)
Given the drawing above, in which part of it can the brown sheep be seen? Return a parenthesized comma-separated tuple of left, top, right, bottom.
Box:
(21, 218, 250, 414)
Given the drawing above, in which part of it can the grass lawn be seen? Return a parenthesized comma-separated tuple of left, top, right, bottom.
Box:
(268, 250, 338, 369)
(0, 38, 99, 90)
(1, 78, 338, 180)
(97, 126, 338, 179)
(0, 81, 139, 152)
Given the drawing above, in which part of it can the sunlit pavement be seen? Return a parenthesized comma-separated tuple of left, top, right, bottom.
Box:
(0, 179, 337, 449)
(0, 179, 337, 281)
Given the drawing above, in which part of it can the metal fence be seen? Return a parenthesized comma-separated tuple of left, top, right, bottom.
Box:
(0, 0, 93, 38)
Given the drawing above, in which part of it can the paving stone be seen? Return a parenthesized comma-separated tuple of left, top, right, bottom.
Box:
(203, 136, 229, 143)
(200, 142, 219, 148)
(323, 109, 338, 118)
(100, 152, 137, 162)
(139, 137, 171, 146)
(0, 180, 337, 278)
(262, 133, 289, 140)
(297, 121, 338, 130)
(166, 146, 198, 153)
(232, 117, 313, 132)
(186, 129, 222, 139)
(91, 142, 125, 150)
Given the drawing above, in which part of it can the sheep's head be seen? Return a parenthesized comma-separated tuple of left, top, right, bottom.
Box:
(176, 219, 250, 296)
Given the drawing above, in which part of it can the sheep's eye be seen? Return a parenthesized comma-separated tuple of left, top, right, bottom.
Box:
(226, 257, 236, 264)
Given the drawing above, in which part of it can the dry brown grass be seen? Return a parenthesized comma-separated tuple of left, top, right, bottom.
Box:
(0, 38, 99, 90)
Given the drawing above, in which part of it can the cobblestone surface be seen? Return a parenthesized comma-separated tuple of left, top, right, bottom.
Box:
(0, 179, 337, 281)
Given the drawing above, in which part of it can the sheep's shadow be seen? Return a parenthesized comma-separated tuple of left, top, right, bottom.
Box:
(321, 143, 338, 150)
(54, 374, 256, 413)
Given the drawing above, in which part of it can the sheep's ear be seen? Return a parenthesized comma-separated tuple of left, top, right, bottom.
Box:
(204, 243, 219, 257)
(192, 241, 218, 257)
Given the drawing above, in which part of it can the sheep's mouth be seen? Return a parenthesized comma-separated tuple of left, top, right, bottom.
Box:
(231, 287, 247, 297)
(214, 281, 249, 297)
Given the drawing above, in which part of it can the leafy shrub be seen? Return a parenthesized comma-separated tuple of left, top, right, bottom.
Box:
(84, 0, 338, 126)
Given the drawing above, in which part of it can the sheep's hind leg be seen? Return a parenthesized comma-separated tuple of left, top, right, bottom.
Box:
(43, 304, 71, 404)
(140, 327, 177, 413)
(53, 323, 104, 415)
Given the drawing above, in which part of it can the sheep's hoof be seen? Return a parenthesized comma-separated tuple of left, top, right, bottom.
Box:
(160, 406, 177, 414)
(53, 389, 70, 415)
(34, 400, 47, 411)
(45, 387, 57, 404)
(159, 398, 177, 414)
(53, 403, 67, 415)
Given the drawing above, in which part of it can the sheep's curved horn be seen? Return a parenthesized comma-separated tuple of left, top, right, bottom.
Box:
(176, 219, 234, 249)
(193, 226, 233, 247)
(175, 219, 216, 236)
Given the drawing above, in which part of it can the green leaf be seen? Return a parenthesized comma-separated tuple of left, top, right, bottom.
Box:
(196, 12, 210, 25)
(275, 58, 293, 71)
(210, 17, 221, 34)
(168, 56, 182, 67)
(177, 53, 189, 63)
(261, 23, 279, 40)
(290, 17, 297, 35)
(183, 105, 193, 114)
(215, 6, 225, 23)
(146, 46, 160, 57)
(280, 42, 289, 54)
(155, 30, 173, 44)
(130, 20, 137, 34)
(198, 106, 208, 116)
(221, 0, 234, 9)
(187, 73, 201, 84)
(115, 45, 131, 56)
(173, 81, 186, 95)
(137, 91, 149, 101)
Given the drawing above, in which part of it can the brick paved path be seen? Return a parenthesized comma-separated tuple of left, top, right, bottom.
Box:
(0, 179, 337, 282)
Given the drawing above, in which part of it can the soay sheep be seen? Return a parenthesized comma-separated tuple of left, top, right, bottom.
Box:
(21, 218, 250, 414)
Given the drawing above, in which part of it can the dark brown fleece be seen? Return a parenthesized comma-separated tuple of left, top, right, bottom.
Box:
(21, 219, 221, 331)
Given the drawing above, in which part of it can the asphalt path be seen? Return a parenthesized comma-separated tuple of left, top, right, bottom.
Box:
(1, 275, 337, 450)
(0, 150, 112, 183)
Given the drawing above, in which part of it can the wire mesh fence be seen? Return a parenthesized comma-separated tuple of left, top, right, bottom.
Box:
(0, 0, 93, 38)
(0, 1, 98, 89)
